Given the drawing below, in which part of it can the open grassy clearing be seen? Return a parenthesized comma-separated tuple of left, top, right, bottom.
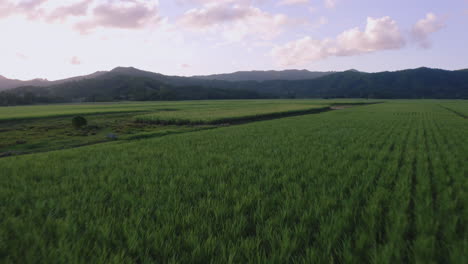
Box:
(0, 100, 466, 263)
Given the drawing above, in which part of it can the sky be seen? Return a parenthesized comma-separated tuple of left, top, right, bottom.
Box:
(0, 0, 467, 80)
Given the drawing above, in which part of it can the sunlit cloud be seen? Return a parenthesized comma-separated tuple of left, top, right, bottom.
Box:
(272, 16, 406, 66)
(178, 2, 290, 42)
(0, 0, 161, 33)
(74, 0, 161, 34)
(411, 13, 445, 48)
(46, 0, 92, 22)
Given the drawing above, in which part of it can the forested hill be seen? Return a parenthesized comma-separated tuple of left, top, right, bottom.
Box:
(238, 68, 468, 99)
(1, 67, 467, 105)
(0, 74, 261, 105)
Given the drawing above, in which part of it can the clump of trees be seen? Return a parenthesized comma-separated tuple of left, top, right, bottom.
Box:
(72, 116, 87, 129)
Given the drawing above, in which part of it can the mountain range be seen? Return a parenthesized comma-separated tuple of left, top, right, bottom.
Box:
(193, 70, 334, 82)
(0, 71, 107, 91)
(0, 69, 331, 91)
(1, 67, 467, 105)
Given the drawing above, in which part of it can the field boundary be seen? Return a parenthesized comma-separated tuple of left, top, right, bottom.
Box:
(438, 105, 467, 119)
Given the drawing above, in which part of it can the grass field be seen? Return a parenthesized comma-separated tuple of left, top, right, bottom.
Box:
(0, 100, 314, 121)
(0, 100, 466, 263)
(0, 102, 163, 121)
(133, 100, 333, 125)
(0, 99, 371, 155)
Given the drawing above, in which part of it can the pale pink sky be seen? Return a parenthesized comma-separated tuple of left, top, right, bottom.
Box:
(0, 0, 467, 80)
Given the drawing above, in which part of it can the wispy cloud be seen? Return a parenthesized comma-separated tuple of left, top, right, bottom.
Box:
(1, 0, 48, 19)
(46, 0, 92, 22)
(411, 13, 445, 48)
(0, 0, 22, 19)
(74, 0, 161, 34)
(0, 0, 161, 34)
(178, 2, 290, 42)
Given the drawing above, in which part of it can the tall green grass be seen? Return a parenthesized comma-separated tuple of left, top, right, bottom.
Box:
(0, 100, 466, 263)
(0, 99, 373, 121)
(134, 104, 330, 125)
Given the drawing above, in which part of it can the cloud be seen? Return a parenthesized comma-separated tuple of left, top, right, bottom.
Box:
(75, 0, 160, 34)
(0, 0, 161, 33)
(3, 0, 48, 19)
(278, 0, 309, 6)
(324, 0, 337, 9)
(0, 2, 14, 19)
(0, 0, 26, 19)
(179, 3, 255, 28)
(17, 0, 48, 10)
(16, 0, 48, 15)
(70, 56, 81, 65)
(411, 13, 445, 48)
(0, 0, 56, 20)
(177, 0, 260, 4)
(47, 0, 92, 22)
(272, 16, 405, 66)
(334, 16, 405, 55)
(179, 2, 289, 41)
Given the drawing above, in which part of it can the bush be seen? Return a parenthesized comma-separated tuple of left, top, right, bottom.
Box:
(72, 116, 87, 129)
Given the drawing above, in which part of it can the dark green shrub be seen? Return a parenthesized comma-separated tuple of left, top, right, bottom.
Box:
(72, 116, 87, 129)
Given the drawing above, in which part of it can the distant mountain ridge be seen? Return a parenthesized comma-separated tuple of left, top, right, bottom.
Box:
(1, 70, 262, 104)
(0, 68, 336, 91)
(193, 70, 333, 82)
(241, 67, 468, 99)
(0, 71, 107, 91)
(1, 66, 467, 105)
(0, 77, 49, 91)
